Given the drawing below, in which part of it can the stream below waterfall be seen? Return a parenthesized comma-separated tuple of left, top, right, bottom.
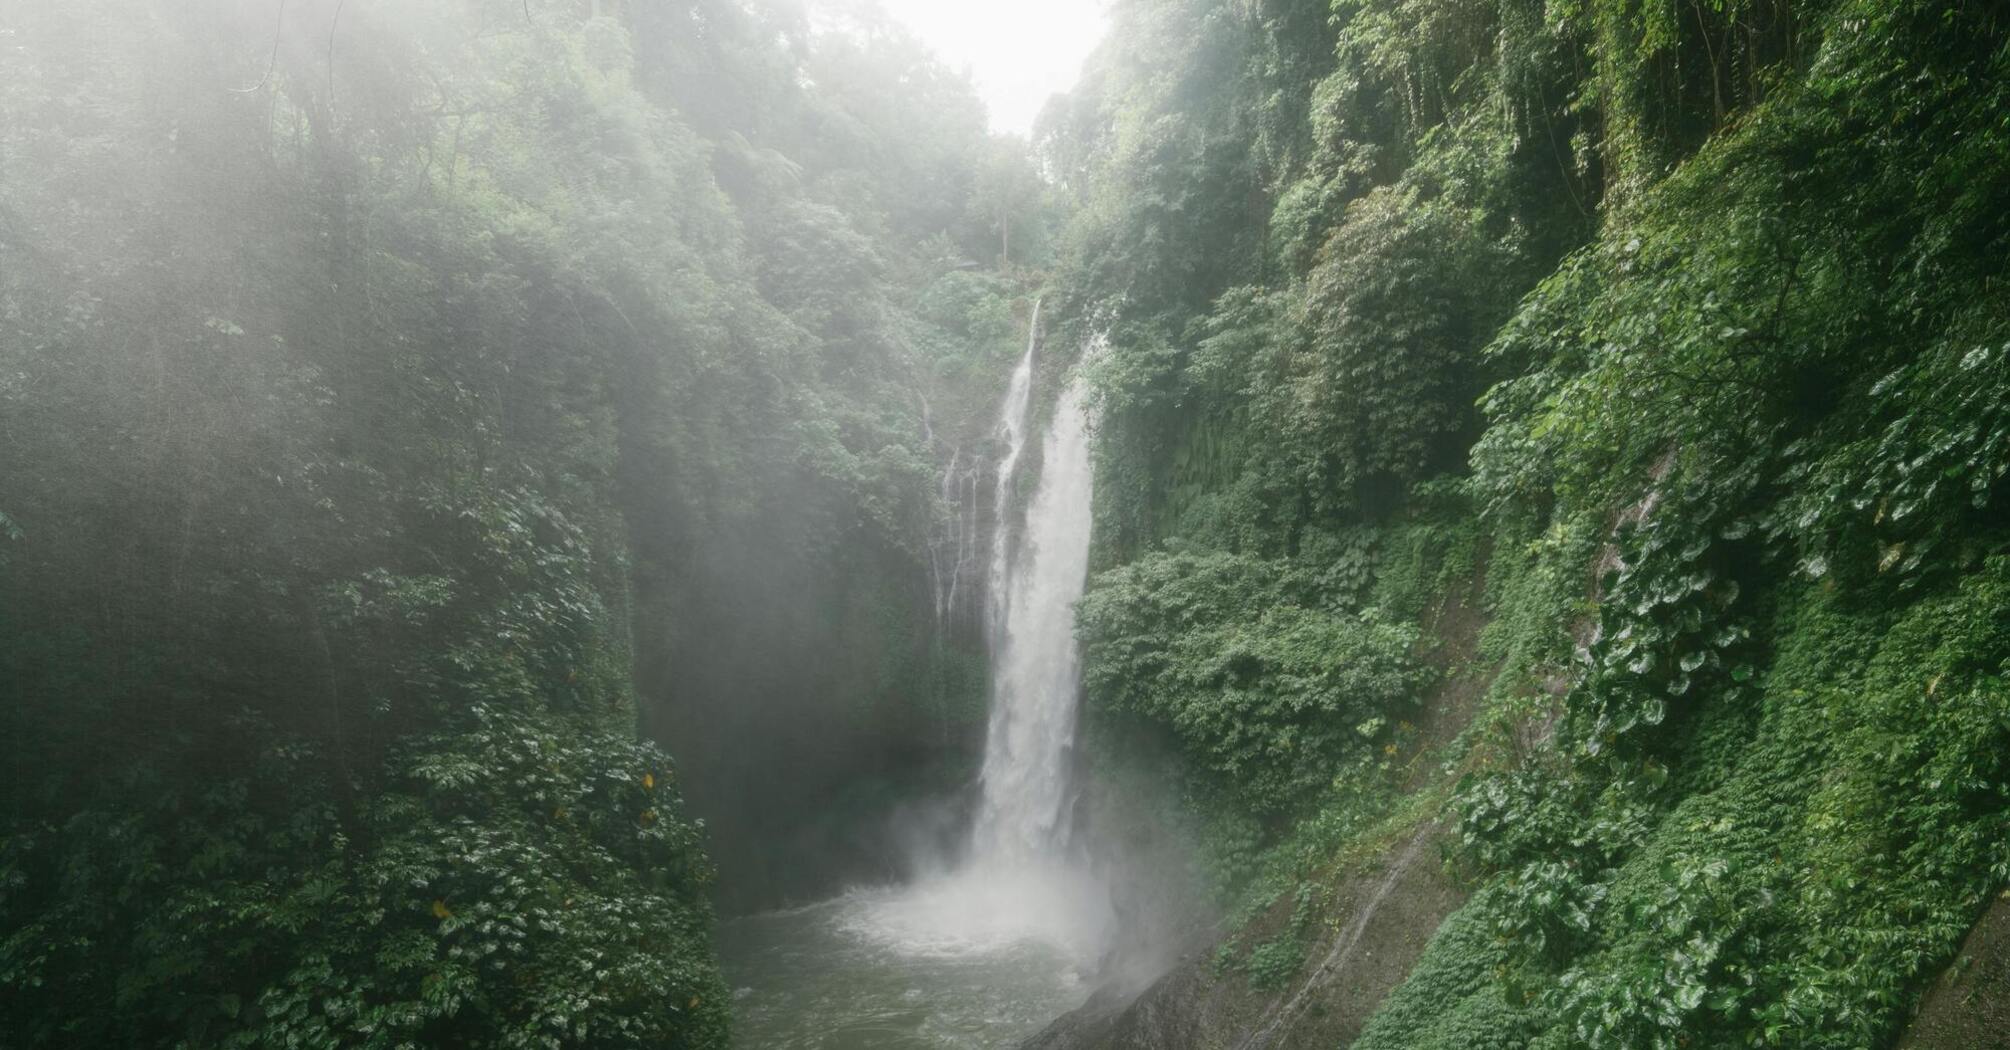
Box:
(716, 864, 1105, 1049)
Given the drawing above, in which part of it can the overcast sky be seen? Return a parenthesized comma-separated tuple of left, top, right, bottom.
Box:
(871, 0, 1109, 135)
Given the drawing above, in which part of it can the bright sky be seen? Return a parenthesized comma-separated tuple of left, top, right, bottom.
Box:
(873, 0, 1109, 135)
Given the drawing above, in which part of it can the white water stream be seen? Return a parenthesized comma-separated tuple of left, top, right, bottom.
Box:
(860, 319, 1110, 962)
(972, 356, 1096, 863)
(985, 299, 1041, 637)
(721, 313, 1112, 1048)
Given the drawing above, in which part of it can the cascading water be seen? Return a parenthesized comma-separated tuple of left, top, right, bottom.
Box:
(865, 326, 1113, 945)
(845, 321, 1110, 960)
(719, 315, 1114, 1049)
(985, 298, 1040, 638)
(972, 360, 1096, 863)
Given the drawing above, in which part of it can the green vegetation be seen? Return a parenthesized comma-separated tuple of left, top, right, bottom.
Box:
(5, 0, 2007, 1043)
(1078, 548, 1425, 818)
(0, 1, 1053, 1044)
(1045, 0, 2010, 1040)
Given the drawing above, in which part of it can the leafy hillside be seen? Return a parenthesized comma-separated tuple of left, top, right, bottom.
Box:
(4, 0, 2005, 1045)
(1042, 0, 2010, 1044)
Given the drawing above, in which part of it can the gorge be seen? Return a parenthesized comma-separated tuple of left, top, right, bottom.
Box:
(3, 1, 2008, 1049)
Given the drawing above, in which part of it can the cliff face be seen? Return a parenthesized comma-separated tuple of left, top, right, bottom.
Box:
(1900, 897, 2010, 1050)
(1044, 828, 1458, 1050)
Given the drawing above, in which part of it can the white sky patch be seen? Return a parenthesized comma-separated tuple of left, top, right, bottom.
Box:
(871, 0, 1108, 136)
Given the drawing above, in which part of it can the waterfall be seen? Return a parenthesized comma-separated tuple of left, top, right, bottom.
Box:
(849, 318, 1109, 966)
(972, 357, 1096, 863)
(985, 298, 1041, 640)
(927, 441, 980, 629)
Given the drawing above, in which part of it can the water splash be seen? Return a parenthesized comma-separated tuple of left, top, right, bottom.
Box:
(839, 860, 1111, 962)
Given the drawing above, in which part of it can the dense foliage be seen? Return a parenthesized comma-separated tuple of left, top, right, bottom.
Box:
(0, 0, 1049, 1042)
(6, 0, 2007, 1041)
(1078, 548, 1425, 816)
(1046, 0, 2010, 1040)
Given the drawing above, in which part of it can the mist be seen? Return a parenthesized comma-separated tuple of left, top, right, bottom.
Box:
(1, 0, 1144, 1044)
(7, 1, 2009, 1048)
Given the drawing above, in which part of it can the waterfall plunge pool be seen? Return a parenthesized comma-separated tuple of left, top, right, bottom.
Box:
(718, 861, 1112, 1049)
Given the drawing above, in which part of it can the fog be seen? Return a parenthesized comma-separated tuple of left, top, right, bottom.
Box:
(1, 2, 1161, 1046)
(15, 0, 1989, 1047)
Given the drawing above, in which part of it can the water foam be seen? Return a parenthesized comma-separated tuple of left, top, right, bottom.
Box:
(837, 860, 1112, 962)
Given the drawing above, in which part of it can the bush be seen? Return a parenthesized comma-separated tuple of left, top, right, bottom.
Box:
(0, 707, 729, 1048)
(1078, 549, 1426, 818)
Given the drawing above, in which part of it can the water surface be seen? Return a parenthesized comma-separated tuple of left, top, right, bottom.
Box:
(719, 870, 1106, 1049)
